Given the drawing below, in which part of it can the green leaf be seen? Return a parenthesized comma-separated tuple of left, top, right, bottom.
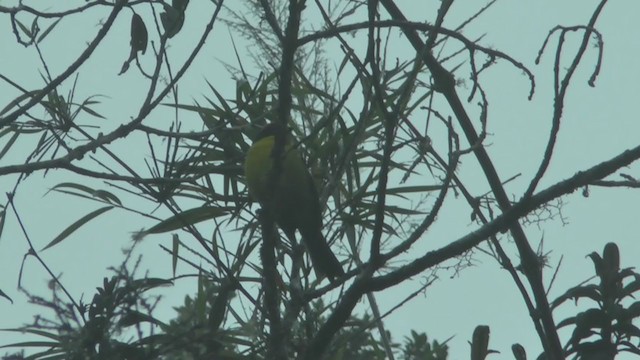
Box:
(172, 233, 179, 277)
(575, 308, 608, 332)
(603, 242, 620, 272)
(30, 17, 38, 37)
(0, 340, 60, 349)
(627, 300, 640, 319)
(552, 284, 601, 309)
(77, 97, 106, 119)
(196, 274, 207, 319)
(0, 328, 61, 341)
(37, 18, 61, 43)
(130, 277, 173, 290)
(613, 322, 640, 339)
(50, 182, 98, 196)
(15, 18, 31, 38)
(92, 190, 122, 206)
(511, 344, 526, 360)
(556, 316, 577, 329)
(160, 0, 187, 38)
(130, 13, 148, 54)
(145, 206, 230, 234)
(0, 90, 40, 116)
(0, 210, 6, 242)
(50, 182, 122, 206)
(385, 185, 446, 195)
(209, 283, 233, 331)
(41, 206, 113, 251)
(587, 251, 603, 278)
(0, 287, 13, 304)
(621, 275, 640, 299)
(0, 129, 19, 160)
(470, 325, 490, 360)
(569, 308, 608, 346)
(118, 310, 166, 328)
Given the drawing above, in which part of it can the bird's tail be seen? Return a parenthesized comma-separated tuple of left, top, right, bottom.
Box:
(302, 232, 345, 282)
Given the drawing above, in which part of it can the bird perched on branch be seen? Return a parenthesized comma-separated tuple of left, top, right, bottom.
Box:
(244, 122, 344, 282)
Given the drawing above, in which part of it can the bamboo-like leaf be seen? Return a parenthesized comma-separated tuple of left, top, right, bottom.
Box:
(164, 102, 222, 116)
(0, 126, 11, 139)
(196, 274, 207, 319)
(0, 288, 13, 303)
(0, 328, 61, 341)
(172, 233, 179, 277)
(0, 209, 5, 241)
(146, 206, 230, 234)
(130, 277, 173, 292)
(118, 310, 166, 328)
(206, 80, 234, 115)
(77, 97, 106, 119)
(55, 182, 95, 196)
(0, 130, 19, 160)
(14, 19, 31, 38)
(30, 17, 38, 37)
(363, 185, 444, 198)
(37, 18, 61, 43)
(92, 190, 122, 206)
(49, 182, 122, 206)
(0, 340, 60, 349)
(0, 91, 40, 116)
(383, 204, 424, 215)
(41, 206, 113, 251)
(357, 201, 424, 216)
(209, 283, 233, 331)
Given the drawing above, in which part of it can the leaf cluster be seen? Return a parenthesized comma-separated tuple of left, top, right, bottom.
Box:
(1, 272, 448, 360)
(552, 242, 640, 358)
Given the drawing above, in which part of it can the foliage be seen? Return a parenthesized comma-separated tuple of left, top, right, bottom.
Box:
(553, 242, 640, 359)
(1, 270, 448, 359)
(451, 243, 640, 360)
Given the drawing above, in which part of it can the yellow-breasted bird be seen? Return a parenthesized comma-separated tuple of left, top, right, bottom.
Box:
(244, 122, 344, 282)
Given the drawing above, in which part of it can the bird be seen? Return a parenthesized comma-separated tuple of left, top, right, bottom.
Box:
(244, 122, 344, 282)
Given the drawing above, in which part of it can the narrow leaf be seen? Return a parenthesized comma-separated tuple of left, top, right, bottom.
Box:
(15, 19, 31, 38)
(118, 310, 165, 328)
(0, 91, 39, 116)
(41, 206, 113, 251)
(0, 210, 5, 241)
(0, 130, 19, 160)
(172, 233, 179, 277)
(0, 288, 13, 303)
(0, 328, 61, 340)
(50, 183, 121, 206)
(0, 340, 59, 349)
(146, 206, 230, 234)
(37, 18, 61, 43)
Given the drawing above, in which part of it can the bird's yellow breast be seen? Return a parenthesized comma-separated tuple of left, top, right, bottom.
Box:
(244, 135, 276, 203)
(244, 135, 313, 207)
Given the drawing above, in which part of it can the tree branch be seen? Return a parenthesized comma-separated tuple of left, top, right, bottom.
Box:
(368, 141, 640, 292)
